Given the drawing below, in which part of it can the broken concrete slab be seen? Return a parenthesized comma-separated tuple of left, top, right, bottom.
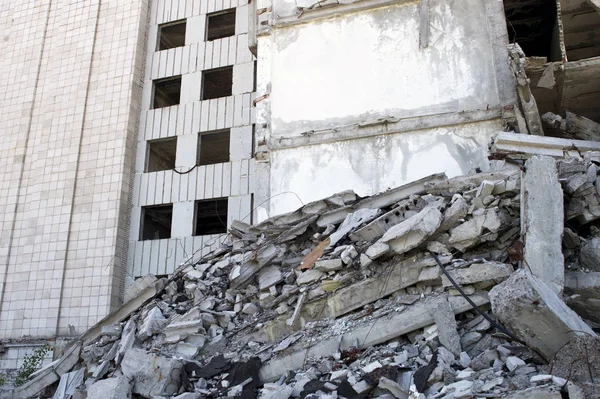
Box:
(521, 156, 564, 294)
(259, 293, 489, 382)
(316, 174, 447, 227)
(379, 207, 442, 255)
(491, 132, 600, 159)
(428, 295, 462, 357)
(314, 259, 343, 272)
(87, 375, 132, 399)
(121, 348, 183, 397)
(253, 255, 451, 342)
(489, 269, 595, 361)
(441, 261, 513, 290)
(448, 208, 503, 252)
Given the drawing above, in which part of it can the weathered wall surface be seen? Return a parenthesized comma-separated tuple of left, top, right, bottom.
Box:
(0, 0, 148, 340)
(255, 0, 516, 218)
(269, 2, 506, 137)
(269, 120, 502, 215)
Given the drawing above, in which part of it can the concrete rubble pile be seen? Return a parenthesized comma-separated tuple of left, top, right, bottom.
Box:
(13, 159, 600, 399)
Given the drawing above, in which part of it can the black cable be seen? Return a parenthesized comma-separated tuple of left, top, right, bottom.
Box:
(431, 253, 526, 345)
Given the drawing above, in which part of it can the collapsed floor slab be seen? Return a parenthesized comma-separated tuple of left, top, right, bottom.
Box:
(259, 293, 489, 382)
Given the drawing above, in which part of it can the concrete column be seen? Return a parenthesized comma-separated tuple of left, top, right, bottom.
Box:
(521, 155, 564, 294)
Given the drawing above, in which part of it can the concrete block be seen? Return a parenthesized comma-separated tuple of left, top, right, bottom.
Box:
(87, 376, 132, 399)
(449, 209, 503, 251)
(522, 156, 564, 294)
(441, 261, 513, 290)
(379, 207, 443, 255)
(428, 294, 462, 356)
(489, 269, 595, 361)
(121, 348, 183, 397)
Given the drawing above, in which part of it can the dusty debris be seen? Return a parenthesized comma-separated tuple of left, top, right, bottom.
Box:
(11, 163, 600, 399)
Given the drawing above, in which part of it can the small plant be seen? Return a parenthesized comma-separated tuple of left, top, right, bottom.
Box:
(0, 373, 7, 387)
(14, 345, 51, 387)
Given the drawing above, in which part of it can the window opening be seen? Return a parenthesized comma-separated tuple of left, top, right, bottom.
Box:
(141, 204, 173, 240)
(198, 129, 230, 166)
(153, 76, 182, 109)
(503, 0, 560, 61)
(158, 20, 187, 51)
(206, 9, 236, 41)
(195, 198, 228, 235)
(202, 67, 233, 100)
(146, 137, 177, 172)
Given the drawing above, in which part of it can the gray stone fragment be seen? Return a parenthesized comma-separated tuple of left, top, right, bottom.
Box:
(489, 269, 595, 361)
(428, 295, 462, 356)
(441, 261, 513, 289)
(87, 376, 132, 399)
(296, 269, 325, 285)
(506, 356, 526, 371)
(121, 348, 183, 397)
(258, 267, 283, 290)
(379, 207, 443, 255)
(579, 237, 600, 271)
(314, 259, 343, 272)
(365, 242, 390, 260)
(438, 196, 468, 232)
(449, 209, 502, 251)
(460, 332, 482, 347)
(522, 156, 564, 294)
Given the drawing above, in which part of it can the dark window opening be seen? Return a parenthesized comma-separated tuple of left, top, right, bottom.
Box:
(146, 137, 177, 172)
(206, 9, 236, 41)
(504, 0, 560, 61)
(198, 129, 230, 166)
(195, 198, 228, 235)
(158, 20, 187, 51)
(202, 67, 233, 100)
(153, 76, 182, 109)
(141, 204, 173, 241)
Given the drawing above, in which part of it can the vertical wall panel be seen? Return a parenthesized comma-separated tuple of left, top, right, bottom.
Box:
(216, 97, 226, 129)
(208, 99, 218, 130)
(160, 107, 170, 138)
(200, 101, 210, 132)
(163, 172, 173, 203)
(155, 171, 165, 204)
(228, 36, 238, 65)
(204, 164, 214, 198)
(239, 159, 249, 195)
(192, 102, 201, 134)
(174, 47, 183, 75)
(213, 163, 223, 198)
(230, 161, 241, 196)
(222, 163, 231, 197)
(168, 106, 178, 135)
(225, 96, 234, 127)
(159, 240, 169, 275)
(196, 166, 206, 199)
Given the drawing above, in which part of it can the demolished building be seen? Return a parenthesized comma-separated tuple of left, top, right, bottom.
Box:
(5, 149, 600, 399)
(1, 0, 600, 397)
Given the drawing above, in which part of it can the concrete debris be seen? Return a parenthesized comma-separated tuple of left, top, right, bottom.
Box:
(489, 269, 595, 361)
(87, 375, 132, 399)
(18, 166, 600, 399)
(521, 156, 564, 294)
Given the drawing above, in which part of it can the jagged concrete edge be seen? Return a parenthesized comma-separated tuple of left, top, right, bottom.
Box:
(259, 293, 489, 382)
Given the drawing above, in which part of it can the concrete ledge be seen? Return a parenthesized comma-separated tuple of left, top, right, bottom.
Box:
(269, 108, 503, 151)
(491, 132, 600, 158)
(259, 293, 489, 382)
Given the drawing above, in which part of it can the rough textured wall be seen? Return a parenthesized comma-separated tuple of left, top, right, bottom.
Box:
(255, 0, 516, 219)
(269, 120, 503, 215)
(0, 0, 148, 339)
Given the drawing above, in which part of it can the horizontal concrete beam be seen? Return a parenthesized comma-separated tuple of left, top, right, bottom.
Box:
(491, 132, 600, 158)
(253, 255, 449, 342)
(259, 293, 489, 382)
(269, 108, 503, 151)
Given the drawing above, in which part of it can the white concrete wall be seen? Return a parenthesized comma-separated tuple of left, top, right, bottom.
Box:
(0, 0, 149, 340)
(255, 0, 516, 219)
(269, 121, 502, 215)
